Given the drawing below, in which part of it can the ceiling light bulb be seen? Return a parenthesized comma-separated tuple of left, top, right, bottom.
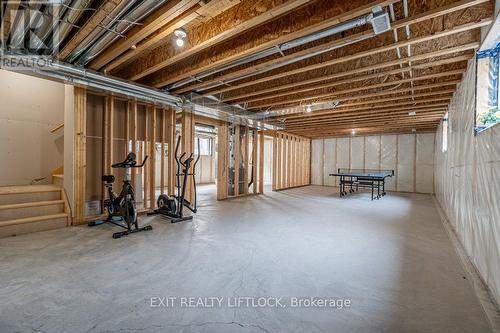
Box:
(306, 105, 312, 113)
(351, 129, 356, 135)
(176, 38, 185, 47)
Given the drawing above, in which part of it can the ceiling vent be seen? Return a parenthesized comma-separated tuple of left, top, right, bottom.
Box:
(370, 6, 391, 34)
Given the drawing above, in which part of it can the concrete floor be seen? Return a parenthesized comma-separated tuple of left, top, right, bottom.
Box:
(0, 185, 492, 333)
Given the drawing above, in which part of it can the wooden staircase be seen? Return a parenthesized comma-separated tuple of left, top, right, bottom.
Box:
(0, 185, 70, 238)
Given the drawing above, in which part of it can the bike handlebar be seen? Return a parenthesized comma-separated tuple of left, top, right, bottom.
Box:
(111, 153, 148, 169)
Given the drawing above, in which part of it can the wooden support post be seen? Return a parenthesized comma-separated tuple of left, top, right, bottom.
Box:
(234, 125, 240, 196)
(160, 109, 166, 195)
(181, 110, 195, 202)
(252, 130, 258, 194)
(243, 126, 249, 194)
(125, 102, 130, 152)
(277, 133, 282, 191)
(150, 107, 157, 209)
(144, 108, 149, 209)
(259, 130, 265, 194)
(74, 87, 87, 224)
(166, 108, 176, 196)
(103, 95, 114, 202)
(217, 122, 229, 200)
(104, 95, 114, 176)
(131, 101, 137, 189)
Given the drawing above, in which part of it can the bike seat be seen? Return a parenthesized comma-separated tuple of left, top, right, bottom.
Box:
(102, 175, 115, 183)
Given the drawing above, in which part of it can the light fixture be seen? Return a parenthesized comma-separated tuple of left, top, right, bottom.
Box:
(408, 111, 416, 116)
(411, 128, 417, 132)
(351, 129, 356, 135)
(306, 105, 312, 113)
(174, 28, 187, 47)
(131, 44, 137, 50)
(175, 38, 185, 47)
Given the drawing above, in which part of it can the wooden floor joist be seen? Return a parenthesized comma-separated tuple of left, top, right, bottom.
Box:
(128, 0, 319, 82)
(175, 15, 489, 94)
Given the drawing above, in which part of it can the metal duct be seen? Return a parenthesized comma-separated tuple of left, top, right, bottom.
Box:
(52, 0, 94, 53)
(184, 94, 277, 130)
(76, 0, 168, 66)
(0, 54, 181, 107)
(168, 14, 373, 91)
(65, 0, 140, 63)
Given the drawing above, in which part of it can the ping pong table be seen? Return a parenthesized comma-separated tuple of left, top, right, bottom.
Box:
(329, 169, 394, 200)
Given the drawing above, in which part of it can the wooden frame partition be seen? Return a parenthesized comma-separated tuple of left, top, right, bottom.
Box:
(73, 89, 177, 224)
(272, 131, 311, 191)
(216, 123, 265, 200)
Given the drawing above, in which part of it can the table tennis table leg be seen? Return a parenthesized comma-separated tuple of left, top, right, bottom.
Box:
(371, 183, 374, 200)
(377, 180, 381, 199)
(382, 180, 386, 196)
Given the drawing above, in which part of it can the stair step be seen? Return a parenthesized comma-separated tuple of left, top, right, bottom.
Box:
(0, 185, 61, 195)
(0, 213, 68, 227)
(0, 200, 64, 211)
(0, 186, 62, 205)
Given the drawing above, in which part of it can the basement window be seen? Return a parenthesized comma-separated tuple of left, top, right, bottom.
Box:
(195, 135, 213, 156)
(442, 113, 448, 152)
(475, 42, 500, 134)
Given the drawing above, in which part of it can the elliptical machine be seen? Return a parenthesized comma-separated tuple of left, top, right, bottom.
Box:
(149, 136, 200, 223)
(89, 153, 153, 238)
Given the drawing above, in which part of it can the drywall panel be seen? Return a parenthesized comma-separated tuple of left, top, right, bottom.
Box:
(311, 139, 323, 185)
(416, 133, 435, 193)
(397, 134, 415, 192)
(380, 135, 397, 191)
(350, 137, 364, 169)
(0, 69, 64, 186)
(365, 136, 381, 169)
(323, 138, 336, 186)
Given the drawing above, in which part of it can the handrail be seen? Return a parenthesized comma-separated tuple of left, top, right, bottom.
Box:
(50, 123, 64, 133)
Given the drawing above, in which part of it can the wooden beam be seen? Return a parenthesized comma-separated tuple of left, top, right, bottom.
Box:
(129, 0, 317, 82)
(248, 71, 463, 109)
(217, 122, 229, 200)
(90, 0, 200, 70)
(74, 87, 87, 224)
(252, 130, 258, 194)
(150, 107, 157, 209)
(166, 108, 176, 196)
(104, 4, 202, 73)
(226, 56, 469, 103)
(181, 111, 195, 202)
(146, 0, 402, 86)
(160, 110, 166, 195)
(59, 0, 126, 60)
(279, 99, 451, 121)
(284, 106, 447, 124)
(259, 130, 265, 194)
(243, 126, 249, 194)
(131, 100, 138, 188)
(143, 108, 149, 209)
(175, 18, 489, 93)
(233, 125, 240, 196)
(271, 91, 454, 115)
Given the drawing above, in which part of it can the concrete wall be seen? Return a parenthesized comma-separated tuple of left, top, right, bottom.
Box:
(0, 70, 65, 186)
(311, 133, 436, 194)
(435, 59, 500, 305)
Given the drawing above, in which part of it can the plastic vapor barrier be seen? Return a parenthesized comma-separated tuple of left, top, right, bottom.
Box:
(435, 58, 500, 305)
(311, 133, 435, 194)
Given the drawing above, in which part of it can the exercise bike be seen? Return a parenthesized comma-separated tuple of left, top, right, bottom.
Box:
(148, 136, 200, 223)
(89, 153, 153, 238)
